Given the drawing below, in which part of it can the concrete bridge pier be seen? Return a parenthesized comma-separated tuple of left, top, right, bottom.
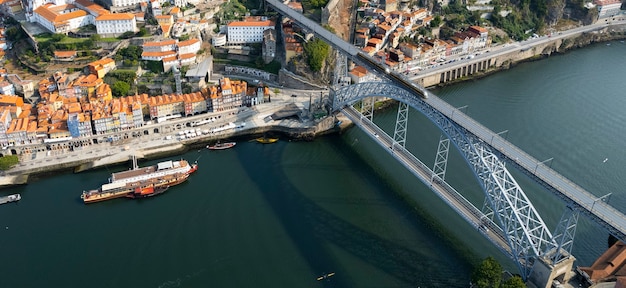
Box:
(528, 255, 576, 288)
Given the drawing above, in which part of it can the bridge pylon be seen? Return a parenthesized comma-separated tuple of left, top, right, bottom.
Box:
(432, 135, 449, 182)
(528, 253, 576, 288)
(393, 102, 408, 148)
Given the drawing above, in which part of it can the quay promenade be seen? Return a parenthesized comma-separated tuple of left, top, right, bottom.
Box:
(0, 92, 340, 187)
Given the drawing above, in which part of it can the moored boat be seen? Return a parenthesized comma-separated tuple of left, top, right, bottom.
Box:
(127, 185, 169, 199)
(207, 142, 236, 150)
(256, 137, 279, 144)
(81, 157, 198, 204)
(0, 193, 21, 205)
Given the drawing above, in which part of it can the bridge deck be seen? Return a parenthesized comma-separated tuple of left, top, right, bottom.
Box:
(265, 0, 626, 242)
(342, 107, 512, 256)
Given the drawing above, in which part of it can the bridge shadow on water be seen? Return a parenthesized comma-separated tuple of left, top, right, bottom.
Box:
(235, 138, 472, 287)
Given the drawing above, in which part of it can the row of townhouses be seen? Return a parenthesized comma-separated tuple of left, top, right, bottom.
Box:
(0, 53, 269, 147)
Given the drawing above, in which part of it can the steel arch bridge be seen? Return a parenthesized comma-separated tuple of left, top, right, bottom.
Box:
(331, 81, 574, 280)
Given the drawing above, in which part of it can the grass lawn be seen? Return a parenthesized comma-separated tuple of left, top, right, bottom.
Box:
(34, 34, 90, 44)
(99, 37, 120, 42)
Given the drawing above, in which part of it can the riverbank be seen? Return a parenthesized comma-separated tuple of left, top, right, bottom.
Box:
(0, 100, 353, 189)
(429, 23, 626, 88)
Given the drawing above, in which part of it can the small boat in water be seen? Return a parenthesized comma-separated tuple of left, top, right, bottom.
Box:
(316, 272, 335, 281)
(207, 142, 236, 150)
(127, 185, 169, 199)
(0, 194, 21, 205)
(256, 137, 278, 144)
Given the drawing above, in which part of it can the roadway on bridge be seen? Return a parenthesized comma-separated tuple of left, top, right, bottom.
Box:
(266, 0, 626, 243)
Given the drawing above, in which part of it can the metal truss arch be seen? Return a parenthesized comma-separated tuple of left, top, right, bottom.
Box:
(331, 82, 557, 279)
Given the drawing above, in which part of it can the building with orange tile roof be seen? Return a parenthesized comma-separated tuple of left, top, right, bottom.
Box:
(155, 14, 173, 25)
(73, 0, 110, 17)
(170, 6, 181, 17)
(48, 121, 71, 139)
(6, 118, 29, 145)
(53, 50, 77, 61)
(72, 74, 103, 99)
(88, 58, 116, 79)
(141, 50, 177, 62)
(209, 78, 246, 112)
(95, 12, 137, 37)
(0, 94, 24, 111)
(32, 4, 90, 34)
(94, 83, 112, 103)
(148, 94, 185, 119)
(143, 39, 177, 53)
(134, 12, 144, 21)
(177, 38, 201, 54)
(227, 16, 275, 44)
(182, 92, 207, 116)
(163, 55, 179, 71)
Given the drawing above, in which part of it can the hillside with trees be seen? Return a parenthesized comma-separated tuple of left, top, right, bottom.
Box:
(436, 0, 599, 41)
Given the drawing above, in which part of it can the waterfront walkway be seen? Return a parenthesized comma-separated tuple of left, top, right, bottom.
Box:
(2, 91, 331, 182)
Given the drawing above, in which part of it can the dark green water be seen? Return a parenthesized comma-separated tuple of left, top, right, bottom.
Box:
(1, 41, 625, 287)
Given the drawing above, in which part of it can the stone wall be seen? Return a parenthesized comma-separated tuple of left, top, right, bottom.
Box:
(278, 68, 327, 90)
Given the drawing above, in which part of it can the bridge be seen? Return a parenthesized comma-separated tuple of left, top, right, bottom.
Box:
(264, 0, 626, 286)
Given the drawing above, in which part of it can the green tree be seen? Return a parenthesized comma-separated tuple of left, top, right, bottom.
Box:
(136, 27, 148, 37)
(118, 31, 135, 39)
(0, 155, 19, 170)
(471, 256, 502, 288)
(501, 276, 525, 288)
(5, 27, 25, 41)
(303, 38, 329, 72)
(430, 15, 442, 27)
(112, 81, 131, 97)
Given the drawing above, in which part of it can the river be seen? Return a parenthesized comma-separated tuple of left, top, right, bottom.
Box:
(0, 41, 625, 288)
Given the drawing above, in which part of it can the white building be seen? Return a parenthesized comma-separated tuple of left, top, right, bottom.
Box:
(227, 17, 275, 44)
(32, 4, 91, 34)
(178, 53, 196, 66)
(212, 33, 227, 47)
(95, 13, 137, 36)
(143, 39, 178, 52)
(172, 0, 187, 7)
(0, 82, 15, 96)
(177, 38, 201, 55)
(141, 50, 177, 61)
(594, 0, 622, 18)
